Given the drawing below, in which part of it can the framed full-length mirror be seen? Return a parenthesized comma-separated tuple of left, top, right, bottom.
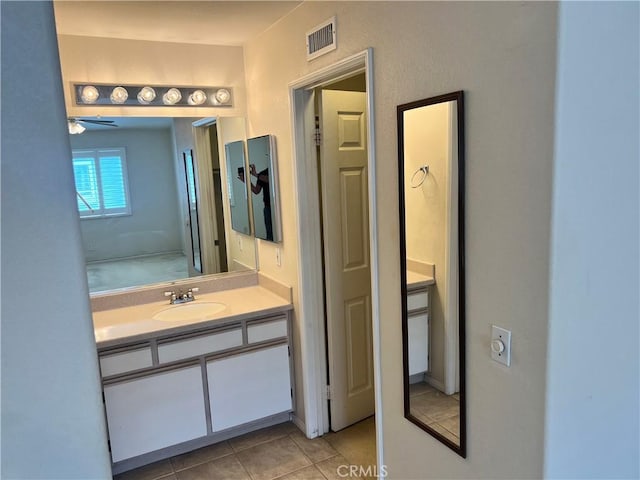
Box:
(246, 135, 282, 242)
(397, 91, 466, 456)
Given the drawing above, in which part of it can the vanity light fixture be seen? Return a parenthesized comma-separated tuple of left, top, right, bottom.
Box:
(73, 83, 234, 107)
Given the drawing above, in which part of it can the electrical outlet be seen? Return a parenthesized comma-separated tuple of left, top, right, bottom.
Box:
(491, 325, 512, 366)
(275, 247, 281, 267)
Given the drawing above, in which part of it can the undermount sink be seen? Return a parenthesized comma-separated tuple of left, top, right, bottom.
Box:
(152, 301, 227, 322)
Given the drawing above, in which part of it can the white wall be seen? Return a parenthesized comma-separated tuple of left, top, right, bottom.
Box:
(0, 2, 112, 477)
(545, 2, 640, 478)
(244, 2, 557, 477)
(71, 128, 183, 261)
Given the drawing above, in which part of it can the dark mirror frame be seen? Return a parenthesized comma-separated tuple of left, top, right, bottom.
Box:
(397, 90, 466, 457)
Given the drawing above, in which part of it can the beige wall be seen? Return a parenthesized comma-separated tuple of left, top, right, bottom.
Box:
(244, 2, 557, 477)
(404, 102, 450, 387)
(56, 34, 247, 118)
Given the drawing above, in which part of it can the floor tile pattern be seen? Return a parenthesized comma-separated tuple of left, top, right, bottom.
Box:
(114, 417, 376, 480)
(409, 382, 460, 444)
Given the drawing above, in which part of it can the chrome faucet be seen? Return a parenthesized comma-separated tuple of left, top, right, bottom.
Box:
(164, 287, 199, 305)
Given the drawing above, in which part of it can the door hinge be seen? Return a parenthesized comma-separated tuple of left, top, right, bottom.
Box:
(107, 440, 111, 453)
(314, 116, 322, 146)
(326, 384, 332, 400)
(102, 391, 105, 404)
(288, 345, 291, 357)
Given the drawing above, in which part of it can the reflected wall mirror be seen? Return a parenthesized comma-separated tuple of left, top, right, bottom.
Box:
(69, 117, 257, 294)
(247, 135, 282, 242)
(397, 91, 466, 456)
(225, 140, 252, 235)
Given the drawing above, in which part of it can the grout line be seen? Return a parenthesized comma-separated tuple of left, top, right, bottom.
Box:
(170, 450, 236, 473)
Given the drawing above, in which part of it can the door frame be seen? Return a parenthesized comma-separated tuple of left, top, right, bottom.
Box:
(192, 118, 221, 274)
(288, 48, 383, 463)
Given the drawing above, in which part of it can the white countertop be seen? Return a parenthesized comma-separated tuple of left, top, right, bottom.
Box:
(94, 286, 292, 348)
(407, 270, 435, 289)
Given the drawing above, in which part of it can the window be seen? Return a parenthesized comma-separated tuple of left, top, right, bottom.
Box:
(72, 148, 131, 218)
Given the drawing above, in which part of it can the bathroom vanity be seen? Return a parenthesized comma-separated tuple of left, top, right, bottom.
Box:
(406, 269, 434, 378)
(92, 280, 294, 474)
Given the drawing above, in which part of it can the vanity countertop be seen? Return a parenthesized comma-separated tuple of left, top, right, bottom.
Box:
(407, 270, 435, 289)
(93, 285, 292, 348)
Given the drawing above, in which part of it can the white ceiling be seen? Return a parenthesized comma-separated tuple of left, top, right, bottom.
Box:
(53, 1, 302, 46)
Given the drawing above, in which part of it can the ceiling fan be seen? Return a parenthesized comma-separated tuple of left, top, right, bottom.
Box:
(68, 117, 118, 134)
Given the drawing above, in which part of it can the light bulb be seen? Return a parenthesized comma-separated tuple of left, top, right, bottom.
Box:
(68, 120, 86, 134)
(137, 86, 156, 104)
(162, 88, 182, 105)
(80, 86, 99, 104)
(188, 89, 207, 105)
(110, 87, 128, 104)
(214, 88, 231, 104)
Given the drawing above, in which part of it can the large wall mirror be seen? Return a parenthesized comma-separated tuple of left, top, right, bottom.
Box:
(397, 91, 466, 456)
(69, 116, 257, 294)
(246, 135, 282, 242)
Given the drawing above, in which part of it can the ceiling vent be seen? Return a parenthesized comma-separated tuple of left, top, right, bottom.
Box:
(306, 16, 337, 61)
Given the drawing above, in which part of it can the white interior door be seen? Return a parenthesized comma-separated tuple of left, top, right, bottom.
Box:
(320, 89, 374, 431)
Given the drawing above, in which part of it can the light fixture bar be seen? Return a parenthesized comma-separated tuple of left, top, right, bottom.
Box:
(73, 83, 233, 107)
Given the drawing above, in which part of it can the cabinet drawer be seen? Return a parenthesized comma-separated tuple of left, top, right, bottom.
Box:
(100, 347, 153, 378)
(407, 290, 429, 311)
(158, 328, 242, 364)
(247, 317, 288, 343)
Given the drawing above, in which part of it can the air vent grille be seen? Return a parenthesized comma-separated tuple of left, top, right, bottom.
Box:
(306, 17, 337, 61)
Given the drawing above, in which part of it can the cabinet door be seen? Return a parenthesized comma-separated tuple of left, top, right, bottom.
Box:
(207, 344, 292, 432)
(104, 365, 207, 462)
(408, 312, 429, 375)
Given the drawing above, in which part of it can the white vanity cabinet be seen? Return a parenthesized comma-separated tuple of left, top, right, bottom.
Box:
(97, 311, 293, 473)
(407, 286, 429, 376)
(208, 344, 292, 431)
(104, 365, 207, 462)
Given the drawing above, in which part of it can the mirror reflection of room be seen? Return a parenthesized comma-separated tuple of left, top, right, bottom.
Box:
(69, 117, 257, 293)
(247, 135, 281, 242)
(402, 97, 462, 450)
(225, 140, 252, 236)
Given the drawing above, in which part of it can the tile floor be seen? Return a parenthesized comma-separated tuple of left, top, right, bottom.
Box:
(114, 417, 377, 480)
(409, 382, 460, 445)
